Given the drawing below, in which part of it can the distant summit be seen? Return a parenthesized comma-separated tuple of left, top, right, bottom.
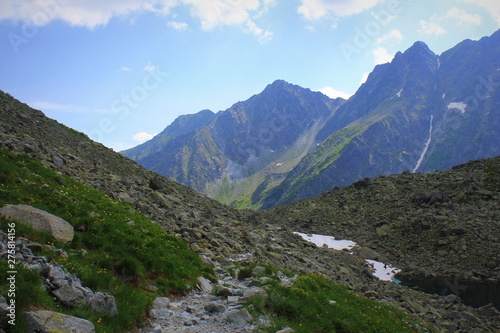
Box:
(123, 30, 500, 209)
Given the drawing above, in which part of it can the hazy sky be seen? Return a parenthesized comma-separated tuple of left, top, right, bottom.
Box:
(0, 0, 498, 151)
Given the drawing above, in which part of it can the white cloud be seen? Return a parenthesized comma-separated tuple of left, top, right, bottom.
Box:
(318, 87, 352, 100)
(376, 29, 403, 45)
(133, 132, 155, 143)
(183, 0, 260, 30)
(167, 20, 189, 31)
(183, 0, 273, 41)
(245, 19, 273, 43)
(372, 46, 393, 64)
(0, 0, 274, 40)
(444, 7, 482, 25)
(461, 0, 500, 26)
(119, 66, 131, 71)
(0, 0, 178, 28)
(298, 0, 382, 20)
(254, 0, 276, 19)
(417, 20, 447, 37)
(143, 62, 157, 72)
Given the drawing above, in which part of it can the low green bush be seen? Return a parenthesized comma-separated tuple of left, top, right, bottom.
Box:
(247, 274, 430, 333)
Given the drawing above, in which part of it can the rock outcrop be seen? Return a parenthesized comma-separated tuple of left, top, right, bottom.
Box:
(0, 204, 74, 243)
(0, 229, 118, 317)
(25, 310, 95, 333)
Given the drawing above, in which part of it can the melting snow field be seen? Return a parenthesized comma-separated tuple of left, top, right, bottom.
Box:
(294, 232, 401, 282)
(293, 232, 357, 250)
(366, 260, 401, 282)
(447, 102, 467, 114)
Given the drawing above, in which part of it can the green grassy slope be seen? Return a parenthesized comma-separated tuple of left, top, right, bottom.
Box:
(0, 148, 213, 332)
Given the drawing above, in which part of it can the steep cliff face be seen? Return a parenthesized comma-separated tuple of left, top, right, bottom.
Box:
(422, 30, 500, 172)
(123, 80, 345, 207)
(260, 32, 500, 208)
(124, 30, 499, 209)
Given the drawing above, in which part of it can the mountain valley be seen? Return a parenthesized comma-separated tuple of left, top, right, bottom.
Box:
(123, 30, 500, 210)
(0, 31, 499, 333)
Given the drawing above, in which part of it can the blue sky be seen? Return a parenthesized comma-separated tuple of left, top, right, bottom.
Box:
(0, 0, 498, 151)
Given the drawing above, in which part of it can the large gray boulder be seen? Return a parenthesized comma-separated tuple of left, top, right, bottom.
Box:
(0, 204, 74, 243)
(51, 285, 87, 307)
(90, 292, 118, 316)
(25, 310, 95, 333)
(221, 308, 252, 326)
(242, 287, 268, 302)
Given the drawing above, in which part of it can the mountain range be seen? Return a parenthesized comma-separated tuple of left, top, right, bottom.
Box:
(123, 29, 500, 209)
(0, 61, 499, 331)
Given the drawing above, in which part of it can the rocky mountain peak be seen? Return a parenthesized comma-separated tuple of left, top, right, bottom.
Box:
(391, 40, 437, 68)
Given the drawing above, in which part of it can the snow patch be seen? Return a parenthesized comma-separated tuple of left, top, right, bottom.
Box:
(293, 232, 356, 250)
(412, 115, 434, 173)
(447, 102, 467, 114)
(293, 232, 401, 282)
(366, 260, 401, 282)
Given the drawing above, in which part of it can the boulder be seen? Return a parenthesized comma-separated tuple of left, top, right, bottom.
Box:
(25, 310, 95, 333)
(47, 265, 68, 287)
(90, 292, 118, 316)
(148, 192, 171, 209)
(149, 177, 165, 190)
(222, 308, 252, 326)
(204, 302, 226, 313)
(358, 247, 380, 260)
(216, 286, 241, 297)
(196, 276, 212, 293)
(0, 204, 74, 243)
(242, 287, 268, 302)
(117, 192, 136, 205)
(51, 285, 87, 307)
(150, 297, 172, 319)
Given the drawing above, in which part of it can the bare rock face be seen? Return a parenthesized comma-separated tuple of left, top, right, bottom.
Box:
(0, 204, 74, 243)
(25, 310, 95, 333)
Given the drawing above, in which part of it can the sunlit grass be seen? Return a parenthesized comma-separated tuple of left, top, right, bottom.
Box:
(0, 148, 213, 332)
